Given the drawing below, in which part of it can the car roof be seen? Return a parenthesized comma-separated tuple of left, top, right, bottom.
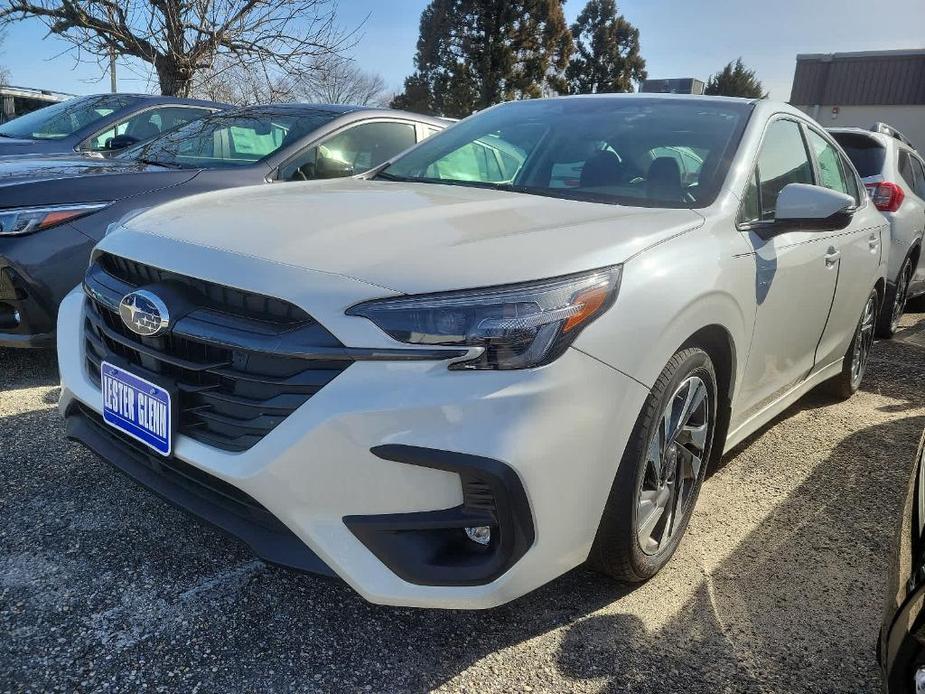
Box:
(77, 93, 230, 109)
(827, 127, 914, 152)
(559, 92, 760, 106)
(218, 102, 448, 126)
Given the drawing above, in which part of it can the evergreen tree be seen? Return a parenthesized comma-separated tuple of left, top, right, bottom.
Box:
(391, 0, 573, 118)
(705, 59, 766, 99)
(566, 0, 646, 94)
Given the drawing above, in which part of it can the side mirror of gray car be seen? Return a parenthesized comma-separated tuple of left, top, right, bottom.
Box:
(105, 134, 140, 151)
(771, 183, 856, 234)
(315, 154, 355, 179)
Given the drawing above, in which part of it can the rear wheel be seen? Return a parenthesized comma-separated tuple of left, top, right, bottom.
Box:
(825, 288, 877, 399)
(589, 348, 717, 583)
(878, 258, 912, 338)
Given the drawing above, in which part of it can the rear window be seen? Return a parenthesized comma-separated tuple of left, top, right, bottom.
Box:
(830, 132, 886, 178)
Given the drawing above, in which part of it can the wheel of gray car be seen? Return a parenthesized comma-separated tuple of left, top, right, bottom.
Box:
(878, 258, 912, 339)
(589, 348, 717, 583)
(826, 287, 878, 400)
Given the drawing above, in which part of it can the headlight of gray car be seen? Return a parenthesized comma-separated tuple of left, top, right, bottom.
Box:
(347, 265, 622, 370)
(0, 202, 110, 236)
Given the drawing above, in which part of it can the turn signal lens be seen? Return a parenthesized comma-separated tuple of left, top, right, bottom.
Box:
(347, 266, 622, 370)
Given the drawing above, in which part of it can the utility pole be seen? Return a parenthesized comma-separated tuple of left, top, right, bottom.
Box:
(109, 46, 117, 93)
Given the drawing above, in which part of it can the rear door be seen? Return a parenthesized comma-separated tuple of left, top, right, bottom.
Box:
(805, 126, 883, 367)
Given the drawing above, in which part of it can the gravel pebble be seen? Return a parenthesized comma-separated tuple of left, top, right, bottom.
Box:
(2, 312, 925, 693)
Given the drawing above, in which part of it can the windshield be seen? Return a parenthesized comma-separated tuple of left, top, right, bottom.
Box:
(0, 94, 137, 140)
(120, 107, 342, 169)
(380, 97, 753, 208)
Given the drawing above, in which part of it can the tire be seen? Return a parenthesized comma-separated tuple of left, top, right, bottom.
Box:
(877, 257, 912, 339)
(825, 287, 878, 400)
(588, 348, 717, 583)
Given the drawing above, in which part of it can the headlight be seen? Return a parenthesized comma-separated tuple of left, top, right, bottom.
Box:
(0, 202, 110, 236)
(347, 266, 621, 370)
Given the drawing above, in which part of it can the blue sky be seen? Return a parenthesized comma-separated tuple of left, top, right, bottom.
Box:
(3, 0, 924, 100)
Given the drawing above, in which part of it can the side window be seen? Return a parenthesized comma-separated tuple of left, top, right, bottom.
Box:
(806, 129, 850, 196)
(912, 156, 925, 200)
(83, 106, 210, 151)
(898, 150, 917, 191)
(753, 119, 814, 221)
(840, 153, 862, 205)
(421, 135, 526, 183)
(281, 121, 417, 182)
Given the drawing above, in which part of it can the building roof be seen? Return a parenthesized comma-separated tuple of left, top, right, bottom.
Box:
(790, 48, 925, 106)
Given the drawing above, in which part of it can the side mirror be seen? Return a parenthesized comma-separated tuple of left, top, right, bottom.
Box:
(315, 154, 355, 179)
(770, 183, 855, 234)
(105, 134, 140, 151)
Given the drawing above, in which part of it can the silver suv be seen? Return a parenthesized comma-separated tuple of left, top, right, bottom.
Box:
(831, 123, 925, 337)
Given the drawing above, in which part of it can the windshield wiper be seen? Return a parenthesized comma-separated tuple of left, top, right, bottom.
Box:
(375, 170, 411, 182)
(137, 157, 182, 169)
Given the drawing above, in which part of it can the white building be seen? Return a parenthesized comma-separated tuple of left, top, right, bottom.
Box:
(790, 49, 925, 152)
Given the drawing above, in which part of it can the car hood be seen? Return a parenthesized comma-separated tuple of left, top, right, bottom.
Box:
(120, 178, 705, 294)
(0, 155, 166, 184)
(0, 137, 64, 155)
(0, 156, 200, 208)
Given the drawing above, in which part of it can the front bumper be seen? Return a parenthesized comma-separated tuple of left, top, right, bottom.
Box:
(0, 223, 94, 348)
(58, 288, 649, 608)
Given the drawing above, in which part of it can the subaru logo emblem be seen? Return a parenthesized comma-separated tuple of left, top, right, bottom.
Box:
(119, 290, 170, 337)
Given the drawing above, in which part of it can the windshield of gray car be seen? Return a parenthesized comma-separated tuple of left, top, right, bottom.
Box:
(120, 108, 342, 169)
(0, 94, 137, 140)
(378, 98, 753, 208)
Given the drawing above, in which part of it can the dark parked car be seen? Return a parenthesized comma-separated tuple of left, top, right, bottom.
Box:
(0, 103, 447, 347)
(0, 93, 225, 156)
(881, 430, 925, 693)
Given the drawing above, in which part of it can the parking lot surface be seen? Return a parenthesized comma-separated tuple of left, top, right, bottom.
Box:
(3, 313, 925, 693)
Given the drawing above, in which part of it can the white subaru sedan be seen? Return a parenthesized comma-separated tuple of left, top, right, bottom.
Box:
(58, 95, 886, 608)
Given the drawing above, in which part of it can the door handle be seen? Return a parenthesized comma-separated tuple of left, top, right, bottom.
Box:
(824, 248, 840, 268)
(869, 234, 880, 251)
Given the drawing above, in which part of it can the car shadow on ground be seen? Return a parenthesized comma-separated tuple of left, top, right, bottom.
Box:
(0, 347, 58, 391)
(555, 410, 925, 692)
(3, 332, 925, 692)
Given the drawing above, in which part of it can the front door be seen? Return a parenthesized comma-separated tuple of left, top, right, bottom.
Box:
(733, 118, 840, 422)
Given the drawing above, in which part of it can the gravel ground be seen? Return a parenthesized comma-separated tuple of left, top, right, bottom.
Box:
(3, 312, 925, 693)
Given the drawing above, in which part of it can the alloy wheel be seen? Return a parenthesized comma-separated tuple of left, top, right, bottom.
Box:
(851, 294, 877, 387)
(891, 262, 912, 333)
(636, 376, 711, 556)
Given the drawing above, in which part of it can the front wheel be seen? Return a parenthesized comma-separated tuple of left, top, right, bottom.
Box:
(589, 348, 717, 583)
(878, 258, 912, 338)
(825, 288, 878, 399)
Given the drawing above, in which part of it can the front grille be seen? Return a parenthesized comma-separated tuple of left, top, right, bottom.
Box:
(99, 253, 310, 325)
(83, 255, 352, 452)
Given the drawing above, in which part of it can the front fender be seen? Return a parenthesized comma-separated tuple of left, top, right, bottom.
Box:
(573, 223, 754, 400)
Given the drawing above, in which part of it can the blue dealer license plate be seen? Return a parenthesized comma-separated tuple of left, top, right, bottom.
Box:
(101, 361, 172, 456)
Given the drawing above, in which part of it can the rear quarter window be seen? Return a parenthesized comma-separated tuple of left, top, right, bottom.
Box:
(830, 132, 886, 178)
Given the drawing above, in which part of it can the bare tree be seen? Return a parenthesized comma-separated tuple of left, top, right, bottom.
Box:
(299, 56, 388, 106)
(0, 0, 356, 97)
(191, 57, 297, 105)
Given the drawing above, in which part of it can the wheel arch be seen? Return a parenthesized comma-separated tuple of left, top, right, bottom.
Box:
(909, 240, 922, 273)
(679, 324, 736, 471)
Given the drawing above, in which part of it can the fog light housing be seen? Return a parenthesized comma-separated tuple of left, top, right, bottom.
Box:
(344, 445, 535, 586)
(465, 526, 492, 545)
